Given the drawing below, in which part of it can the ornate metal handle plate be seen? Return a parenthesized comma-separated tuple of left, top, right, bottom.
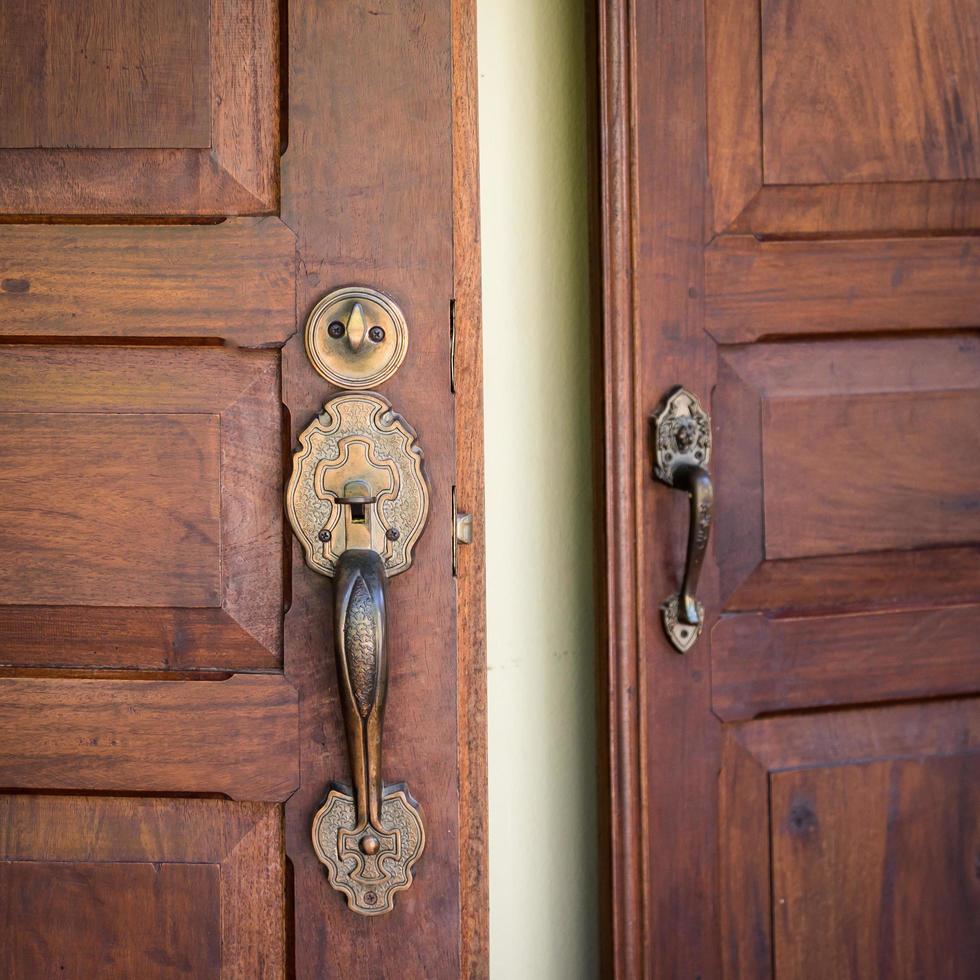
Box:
(652, 387, 714, 653)
(286, 392, 428, 915)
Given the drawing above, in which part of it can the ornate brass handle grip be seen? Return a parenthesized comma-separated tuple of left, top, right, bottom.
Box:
(652, 387, 713, 653)
(286, 392, 428, 915)
(334, 549, 390, 849)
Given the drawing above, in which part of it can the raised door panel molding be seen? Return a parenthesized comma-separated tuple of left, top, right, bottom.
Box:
(0, 674, 299, 800)
(705, 237, 980, 343)
(0, 218, 296, 345)
(711, 335, 980, 716)
(0, 796, 286, 977)
(761, 0, 980, 184)
(0, 0, 279, 215)
(0, 0, 211, 150)
(0, 346, 283, 670)
(721, 702, 980, 978)
(706, 0, 980, 235)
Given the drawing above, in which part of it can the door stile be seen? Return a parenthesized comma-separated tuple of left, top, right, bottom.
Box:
(598, 0, 724, 975)
(451, 0, 490, 972)
(596, 0, 644, 974)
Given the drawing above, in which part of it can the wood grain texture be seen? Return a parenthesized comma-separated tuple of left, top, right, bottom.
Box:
(0, 796, 285, 979)
(601, 0, 980, 974)
(1, 862, 222, 978)
(761, 0, 980, 184)
(596, 0, 645, 973)
(720, 333, 980, 400)
(0, 218, 296, 344)
(771, 755, 980, 980)
(706, 0, 762, 234)
(452, 0, 489, 972)
(722, 547, 980, 616)
(763, 391, 980, 559)
(712, 335, 980, 717)
(0, 0, 211, 150)
(0, 413, 221, 605)
(705, 0, 980, 235)
(706, 237, 980, 343)
(0, 0, 278, 215)
(729, 179, 980, 236)
(0, 346, 283, 669)
(0, 607, 281, 671)
(210, 0, 280, 208)
(630, 0, 723, 975)
(718, 734, 771, 979)
(0, 674, 298, 800)
(281, 1, 462, 975)
(714, 336, 980, 595)
(712, 604, 980, 721)
(721, 700, 980, 980)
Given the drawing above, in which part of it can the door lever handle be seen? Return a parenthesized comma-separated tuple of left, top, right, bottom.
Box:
(652, 387, 713, 653)
(286, 392, 428, 915)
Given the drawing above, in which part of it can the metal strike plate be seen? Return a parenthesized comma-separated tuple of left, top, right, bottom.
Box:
(305, 286, 408, 389)
(286, 392, 428, 577)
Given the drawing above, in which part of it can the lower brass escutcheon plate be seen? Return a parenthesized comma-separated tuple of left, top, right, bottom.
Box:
(312, 786, 425, 916)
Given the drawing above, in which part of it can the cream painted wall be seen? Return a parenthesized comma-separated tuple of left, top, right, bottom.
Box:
(477, 1, 598, 976)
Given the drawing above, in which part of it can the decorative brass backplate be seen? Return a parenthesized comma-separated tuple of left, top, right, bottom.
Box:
(653, 386, 711, 486)
(312, 785, 425, 916)
(286, 392, 428, 577)
(659, 593, 705, 652)
(305, 286, 409, 389)
(287, 393, 428, 915)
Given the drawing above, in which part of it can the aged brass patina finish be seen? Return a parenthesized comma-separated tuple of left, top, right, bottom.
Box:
(287, 393, 428, 577)
(287, 392, 428, 915)
(651, 387, 714, 653)
(305, 286, 409, 389)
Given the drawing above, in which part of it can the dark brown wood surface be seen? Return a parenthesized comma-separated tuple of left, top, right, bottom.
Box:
(0, 674, 299, 799)
(0, 0, 279, 215)
(0, 0, 484, 975)
(721, 701, 980, 979)
(706, 237, 980, 342)
(0, 219, 296, 344)
(761, 0, 980, 184)
(0, 0, 211, 150)
(279, 2, 467, 975)
(0, 796, 285, 978)
(706, 0, 980, 235)
(452, 0, 490, 972)
(0, 345, 283, 670)
(598, 0, 980, 975)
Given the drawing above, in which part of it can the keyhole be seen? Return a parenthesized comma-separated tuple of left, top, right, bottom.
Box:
(350, 501, 366, 524)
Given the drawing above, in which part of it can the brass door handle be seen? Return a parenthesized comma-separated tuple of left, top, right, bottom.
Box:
(333, 548, 390, 848)
(652, 387, 713, 653)
(286, 392, 428, 915)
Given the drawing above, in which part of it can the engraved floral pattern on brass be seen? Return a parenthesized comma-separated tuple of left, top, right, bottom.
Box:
(651, 387, 714, 653)
(305, 286, 408, 389)
(286, 392, 428, 915)
(286, 392, 428, 577)
(312, 785, 425, 915)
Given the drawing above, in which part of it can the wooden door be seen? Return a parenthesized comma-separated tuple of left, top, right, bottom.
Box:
(597, 0, 980, 976)
(0, 2, 485, 978)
